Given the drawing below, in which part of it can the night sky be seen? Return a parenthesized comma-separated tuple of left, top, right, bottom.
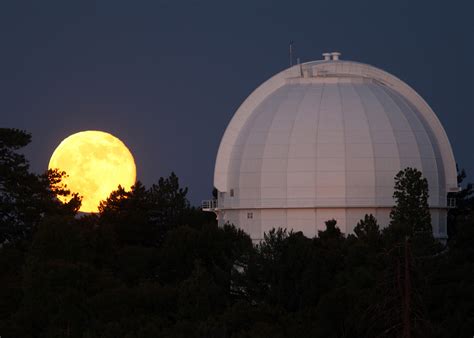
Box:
(1, 0, 472, 205)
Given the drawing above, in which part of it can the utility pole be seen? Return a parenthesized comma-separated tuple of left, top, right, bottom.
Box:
(289, 41, 294, 67)
(402, 236, 412, 338)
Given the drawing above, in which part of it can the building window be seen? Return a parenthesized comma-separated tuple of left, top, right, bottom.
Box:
(247, 212, 253, 219)
(230, 189, 234, 197)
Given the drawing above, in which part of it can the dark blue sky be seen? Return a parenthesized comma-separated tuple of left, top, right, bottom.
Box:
(1, 0, 472, 205)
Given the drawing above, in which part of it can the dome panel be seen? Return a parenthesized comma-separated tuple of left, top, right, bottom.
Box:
(223, 78, 453, 208)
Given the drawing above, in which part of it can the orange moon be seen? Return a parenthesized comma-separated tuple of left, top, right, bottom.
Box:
(48, 130, 136, 212)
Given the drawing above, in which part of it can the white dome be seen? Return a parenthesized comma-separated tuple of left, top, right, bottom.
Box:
(212, 56, 457, 240)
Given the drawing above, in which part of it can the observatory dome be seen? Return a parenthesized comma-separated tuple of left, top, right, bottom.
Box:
(206, 53, 458, 240)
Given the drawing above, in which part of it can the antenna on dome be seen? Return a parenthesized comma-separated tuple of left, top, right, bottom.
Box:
(289, 41, 294, 67)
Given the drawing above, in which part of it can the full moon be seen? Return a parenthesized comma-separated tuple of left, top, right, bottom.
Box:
(48, 130, 136, 213)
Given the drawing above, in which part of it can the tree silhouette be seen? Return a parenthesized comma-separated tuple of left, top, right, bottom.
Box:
(448, 166, 474, 238)
(0, 128, 80, 243)
(354, 214, 380, 242)
(1, 131, 474, 337)
(389, 167, 431, 237)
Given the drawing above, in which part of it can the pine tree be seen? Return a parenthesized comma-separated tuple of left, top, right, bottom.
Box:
(354, 214, 380, 242)
(0, 128, 80, 243)
(389, 167, 431, 236)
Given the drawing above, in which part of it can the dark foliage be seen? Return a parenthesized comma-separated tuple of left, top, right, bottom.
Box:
(0, 128, 81, 244)
(389, 167, 431, 236)
(448, 166, 474, 237)
(1, 129, 473, 337)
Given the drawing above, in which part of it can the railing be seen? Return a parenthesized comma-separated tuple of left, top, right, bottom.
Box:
(447, 197, 456, 209)
(202, 199, 218, 211)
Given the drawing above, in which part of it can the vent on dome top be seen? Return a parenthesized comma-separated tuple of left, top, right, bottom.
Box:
(322, 52, 342, 61)
(331, 52, 341, 60)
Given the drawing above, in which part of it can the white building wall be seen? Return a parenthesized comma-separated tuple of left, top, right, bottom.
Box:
(218, 207, 446, 241)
